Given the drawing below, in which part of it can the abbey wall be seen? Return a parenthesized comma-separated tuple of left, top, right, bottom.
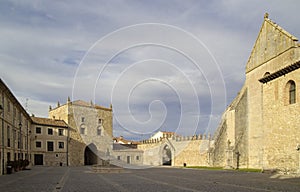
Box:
(138, 134, 212, 167)
(211, 14, 300, 173)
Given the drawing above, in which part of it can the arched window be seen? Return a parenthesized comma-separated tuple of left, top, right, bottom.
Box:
(80, 125, 86, 135)
(289, 81, 296, 104)
(97, 127, 102, 136)
(263, 72, 270, 77)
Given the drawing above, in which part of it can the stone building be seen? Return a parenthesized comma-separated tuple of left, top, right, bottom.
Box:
(2, 13, 300, 173)
(31, 116, 69, 166)
(49, 99, 113, 166)
(211, 14, 300, 173)
(0, 79, 31, 175)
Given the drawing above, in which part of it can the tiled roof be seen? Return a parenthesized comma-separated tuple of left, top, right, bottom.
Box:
(113, 136, 141, 145)
(31, 116, 68, 128)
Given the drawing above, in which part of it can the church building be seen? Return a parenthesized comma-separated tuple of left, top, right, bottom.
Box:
(211, 13, 300, 173)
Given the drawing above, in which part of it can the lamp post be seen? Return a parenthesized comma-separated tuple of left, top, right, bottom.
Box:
(0, 104, 4, 174)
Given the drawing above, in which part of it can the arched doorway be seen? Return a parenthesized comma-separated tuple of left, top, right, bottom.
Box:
(84, 143, 98, 165)
(162, 145, 172, 166)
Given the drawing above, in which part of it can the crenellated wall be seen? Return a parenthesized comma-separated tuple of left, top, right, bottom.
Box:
(138, 134, 212, 167)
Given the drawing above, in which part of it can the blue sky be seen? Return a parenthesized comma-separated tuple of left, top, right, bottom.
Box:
(1, 0, 299, 140)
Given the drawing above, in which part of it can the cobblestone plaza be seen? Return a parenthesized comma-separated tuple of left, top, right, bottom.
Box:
(0, 166, 299, 192)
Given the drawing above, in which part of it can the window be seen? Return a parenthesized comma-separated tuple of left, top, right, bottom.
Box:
(13, 108, 16, 118)
(48, 128, 53, 135)
(36, 141, 42, 148)
(97, 127, 101, 136)
(136, 156, 140, 161)
(117, 156, 121, 160)
(17, 133, 20, 149)
(98, 119, 103, 125)
(7, 101, 10, 112)
(127, 156, 131, 164)
(58, 142, 64, 149)
(80, 127, 85, 135)
(289, 81, 296, 104)
(7, 126, 10, 147)
(7, 152, 11, 162)
(36, 127, 41, 134)
(13, 130, 16, 141)
(58, 129, 64, 136)
(81, 117, 85, 122)
(47, 141, 54, 151)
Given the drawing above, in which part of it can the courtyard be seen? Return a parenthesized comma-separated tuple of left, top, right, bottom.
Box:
(0, 166, 299, 192)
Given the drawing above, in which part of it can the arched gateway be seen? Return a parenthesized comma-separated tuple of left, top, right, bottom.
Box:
(84, 143, 98, 165)
(162, 145, 172, 166)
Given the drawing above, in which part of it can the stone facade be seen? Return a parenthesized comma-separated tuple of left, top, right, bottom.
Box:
(112, 145, 144, 167)
(49, 99, 113, 166)
(211, 14, 300, 173)
(138, 134, 212, 167)
(31, 117, 69, 166)
(0, 79, 31, 175)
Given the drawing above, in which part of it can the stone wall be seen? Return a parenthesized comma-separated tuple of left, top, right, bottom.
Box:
(212, 15, 300, 173)
(233, 89, 248, 168)
(138, 135, 212, 167)
(262, 67, 300, 173)
(210, 119, 228, 167)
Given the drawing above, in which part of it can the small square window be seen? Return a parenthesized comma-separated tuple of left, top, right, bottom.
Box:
(98, 119, 103, 124)
(136, 156, 140, 161)
(36, 141, 42, 148)
(36, 127, 41, 134)
(58, 142, 64, 149)
(48, 128, 53, 135)
(81, 117, 85, 122)
(117, 156, 121, 160)
(58, 129, 64, 136)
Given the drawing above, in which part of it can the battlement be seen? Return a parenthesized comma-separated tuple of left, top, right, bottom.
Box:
(140, 134, 211, 144)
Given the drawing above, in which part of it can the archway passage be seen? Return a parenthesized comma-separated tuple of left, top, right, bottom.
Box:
(84, 144, 98, 165)
(162, 145, 172, 166)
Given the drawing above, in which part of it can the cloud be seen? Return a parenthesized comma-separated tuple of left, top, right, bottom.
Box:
(1, 0, 299, 140)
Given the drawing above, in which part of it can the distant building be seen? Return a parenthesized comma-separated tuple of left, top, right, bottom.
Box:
(31, 116, 68, 166)
(149, 131, 175, 140)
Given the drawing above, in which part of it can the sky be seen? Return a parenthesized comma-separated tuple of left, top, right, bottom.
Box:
(1, 0, 299, 140)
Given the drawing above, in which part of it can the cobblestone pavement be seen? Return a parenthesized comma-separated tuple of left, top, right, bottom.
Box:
(0, 166, 299, 192)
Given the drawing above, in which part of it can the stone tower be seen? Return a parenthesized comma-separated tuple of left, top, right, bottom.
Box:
(49, 99, 113, 166)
